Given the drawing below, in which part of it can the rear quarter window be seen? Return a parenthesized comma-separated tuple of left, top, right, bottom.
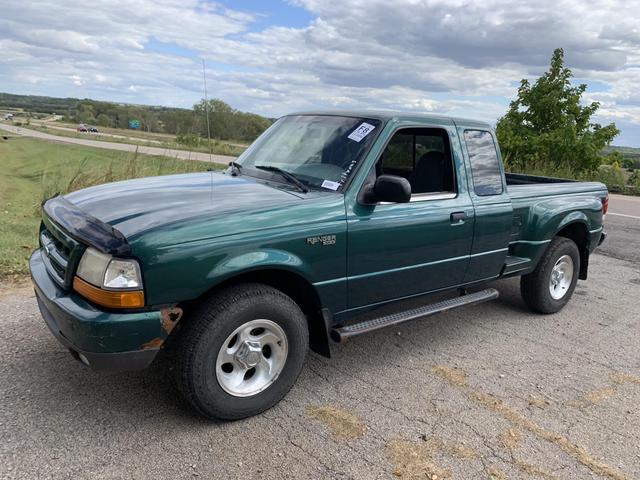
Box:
(464, 130, 503, 196)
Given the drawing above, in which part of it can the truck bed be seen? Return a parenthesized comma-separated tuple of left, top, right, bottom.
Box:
(506, 172, 576, 185)
(506, 172, 606, 201)
(502, 172, 607, 277)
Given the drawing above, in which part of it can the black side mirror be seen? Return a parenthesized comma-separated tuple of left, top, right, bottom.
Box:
(373, 174, 411, 203)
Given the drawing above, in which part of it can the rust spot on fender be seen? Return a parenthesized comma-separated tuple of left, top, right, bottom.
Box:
(141, 338, 163, 350)
(161, 307, 183, 334)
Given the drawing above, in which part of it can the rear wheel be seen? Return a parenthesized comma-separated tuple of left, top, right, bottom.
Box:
(176, 283, 308, 420)
(521, 237, 580, 314)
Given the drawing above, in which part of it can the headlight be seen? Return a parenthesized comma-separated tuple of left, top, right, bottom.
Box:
(104, 259, 142, 289)
(76, 248, 111, 287)
(74, 248, 144, 308)
(77, 248, 142, 290)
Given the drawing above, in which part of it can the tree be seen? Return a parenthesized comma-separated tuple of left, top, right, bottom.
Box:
(95, 113, 111, 127)
(496, 48, 619, 174)
(192, 98, 271, 141)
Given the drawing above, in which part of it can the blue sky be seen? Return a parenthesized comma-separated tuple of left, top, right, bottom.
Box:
(217, 0, 314, 31)
(1, 0, 639, 146)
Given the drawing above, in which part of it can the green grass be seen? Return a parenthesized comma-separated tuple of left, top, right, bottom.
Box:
(0, 135, 221, 277)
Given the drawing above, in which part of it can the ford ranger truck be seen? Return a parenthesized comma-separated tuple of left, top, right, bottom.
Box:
(30, 111, 608, 420)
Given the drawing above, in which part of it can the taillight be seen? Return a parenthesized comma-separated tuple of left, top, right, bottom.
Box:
(601, 195, 609, 215)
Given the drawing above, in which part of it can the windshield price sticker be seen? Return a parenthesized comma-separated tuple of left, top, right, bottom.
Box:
(321, 179, 341, 191)
(348, 122, 375, 142)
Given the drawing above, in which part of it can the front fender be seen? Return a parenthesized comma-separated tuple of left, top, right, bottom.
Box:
(206, 248, 315, 283)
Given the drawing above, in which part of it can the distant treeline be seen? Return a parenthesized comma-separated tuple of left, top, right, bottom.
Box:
(603, 146, 640, 169)
(0, 92, 272, 142)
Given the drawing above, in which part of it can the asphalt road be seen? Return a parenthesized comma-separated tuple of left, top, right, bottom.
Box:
(0, 123, 234, 165)
(608, 193, 640, 218)
(599, 194, 640, 264)
(1, 213, 638, 480)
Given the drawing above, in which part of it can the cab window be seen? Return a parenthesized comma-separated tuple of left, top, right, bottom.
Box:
(377, 128, 455, 196)
(464, 130, 503, 196)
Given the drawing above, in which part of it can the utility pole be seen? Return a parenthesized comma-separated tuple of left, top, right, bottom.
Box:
(202, 59, 213, 159)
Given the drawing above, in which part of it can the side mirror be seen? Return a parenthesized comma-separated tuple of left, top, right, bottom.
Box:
(372, 174, 411, 203)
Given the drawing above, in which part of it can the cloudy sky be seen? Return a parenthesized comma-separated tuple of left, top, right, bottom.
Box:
(2, 0, 639, 145)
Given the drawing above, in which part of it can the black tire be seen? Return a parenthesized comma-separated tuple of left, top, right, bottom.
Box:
(520, 236, 580, 314)
(176, 283, 308, 420)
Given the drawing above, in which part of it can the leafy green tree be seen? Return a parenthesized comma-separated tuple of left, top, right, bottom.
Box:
(95, 113, 111, 127)
(193, 98, 271, 141)
(496, 48, 619, 174)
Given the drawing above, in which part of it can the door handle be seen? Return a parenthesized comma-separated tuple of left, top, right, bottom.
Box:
(450, 211, 467, 224)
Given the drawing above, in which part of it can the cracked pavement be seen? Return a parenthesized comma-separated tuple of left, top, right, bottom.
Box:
(1, 217, 639, 479)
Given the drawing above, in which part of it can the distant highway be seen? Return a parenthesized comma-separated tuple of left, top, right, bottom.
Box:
(30, 120, 168, 145)
(0, 122, 234, 165)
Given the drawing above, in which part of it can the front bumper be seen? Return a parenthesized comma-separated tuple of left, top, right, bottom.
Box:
(30, 249, 165, 371)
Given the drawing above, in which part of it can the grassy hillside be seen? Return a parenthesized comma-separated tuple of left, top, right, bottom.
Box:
(0, 134, 220, 277)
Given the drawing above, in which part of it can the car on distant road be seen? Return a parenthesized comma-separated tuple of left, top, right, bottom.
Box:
(87, 127, 98, 133)
(77, 124, 87, 132)
(31, 110, 608, 420)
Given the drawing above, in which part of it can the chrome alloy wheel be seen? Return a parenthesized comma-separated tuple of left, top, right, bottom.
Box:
(215, 319, 288, 397)
(549, 254, 574, 300)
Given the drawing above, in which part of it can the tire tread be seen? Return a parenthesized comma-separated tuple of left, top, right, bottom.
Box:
(520, 237, 580, 314)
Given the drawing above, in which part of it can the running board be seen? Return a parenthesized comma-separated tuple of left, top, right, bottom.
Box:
(330, 288, 499, 343)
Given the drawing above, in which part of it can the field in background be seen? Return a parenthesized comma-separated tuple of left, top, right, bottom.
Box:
(0, 135, 221, 277)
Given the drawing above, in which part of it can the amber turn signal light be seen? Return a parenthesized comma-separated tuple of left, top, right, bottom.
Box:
(73, 276, 144, 308)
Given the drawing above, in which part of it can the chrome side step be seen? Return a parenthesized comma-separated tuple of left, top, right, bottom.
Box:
(330, 288, 499, 343)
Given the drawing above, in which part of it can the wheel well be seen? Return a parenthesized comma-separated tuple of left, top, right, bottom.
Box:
(194, 269, 331, 357)
(556, 222, 589, 280)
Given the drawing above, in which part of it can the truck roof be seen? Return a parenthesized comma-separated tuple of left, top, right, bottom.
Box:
(287, 109, 493, 129)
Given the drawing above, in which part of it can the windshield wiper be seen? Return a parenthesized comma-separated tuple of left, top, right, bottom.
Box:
(255, 165, 309, 193)
(228, 161, 243, 176)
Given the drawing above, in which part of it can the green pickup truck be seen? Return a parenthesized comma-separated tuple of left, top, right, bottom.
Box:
(30, 111, 608, 419)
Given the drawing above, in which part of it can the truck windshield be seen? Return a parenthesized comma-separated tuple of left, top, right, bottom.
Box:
(236, 115, 382, 191)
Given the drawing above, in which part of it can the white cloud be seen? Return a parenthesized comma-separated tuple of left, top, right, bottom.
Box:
(71, 75, 84, 86)
(1, 0, 639, 144)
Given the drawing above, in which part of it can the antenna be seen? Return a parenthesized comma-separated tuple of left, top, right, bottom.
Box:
(202, 58, 212, 159)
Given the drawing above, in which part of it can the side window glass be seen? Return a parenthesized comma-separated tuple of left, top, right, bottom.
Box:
(381, 134, 412, 172)
(464, 130, 503, 196)
(378, 129, 455, 196)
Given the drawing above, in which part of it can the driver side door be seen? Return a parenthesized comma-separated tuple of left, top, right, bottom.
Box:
(346, 125, 474, 309)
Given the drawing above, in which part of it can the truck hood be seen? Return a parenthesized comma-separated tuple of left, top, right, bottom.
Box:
(64, 172, 303, 239)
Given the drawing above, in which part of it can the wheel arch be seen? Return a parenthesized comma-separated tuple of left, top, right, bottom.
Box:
(189, 266, 332, 358)
(555, 220, 590, 280)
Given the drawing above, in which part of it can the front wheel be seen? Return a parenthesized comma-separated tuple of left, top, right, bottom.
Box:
(176, 283, 309, 420)
(521, 237, 580, 314)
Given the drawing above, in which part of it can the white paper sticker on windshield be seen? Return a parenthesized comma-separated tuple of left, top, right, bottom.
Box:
(348, 122, 375, 142)
(321, 179, 341, 191)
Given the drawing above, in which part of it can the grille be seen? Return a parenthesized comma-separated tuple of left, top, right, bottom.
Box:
(40, 222, 83, 289)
